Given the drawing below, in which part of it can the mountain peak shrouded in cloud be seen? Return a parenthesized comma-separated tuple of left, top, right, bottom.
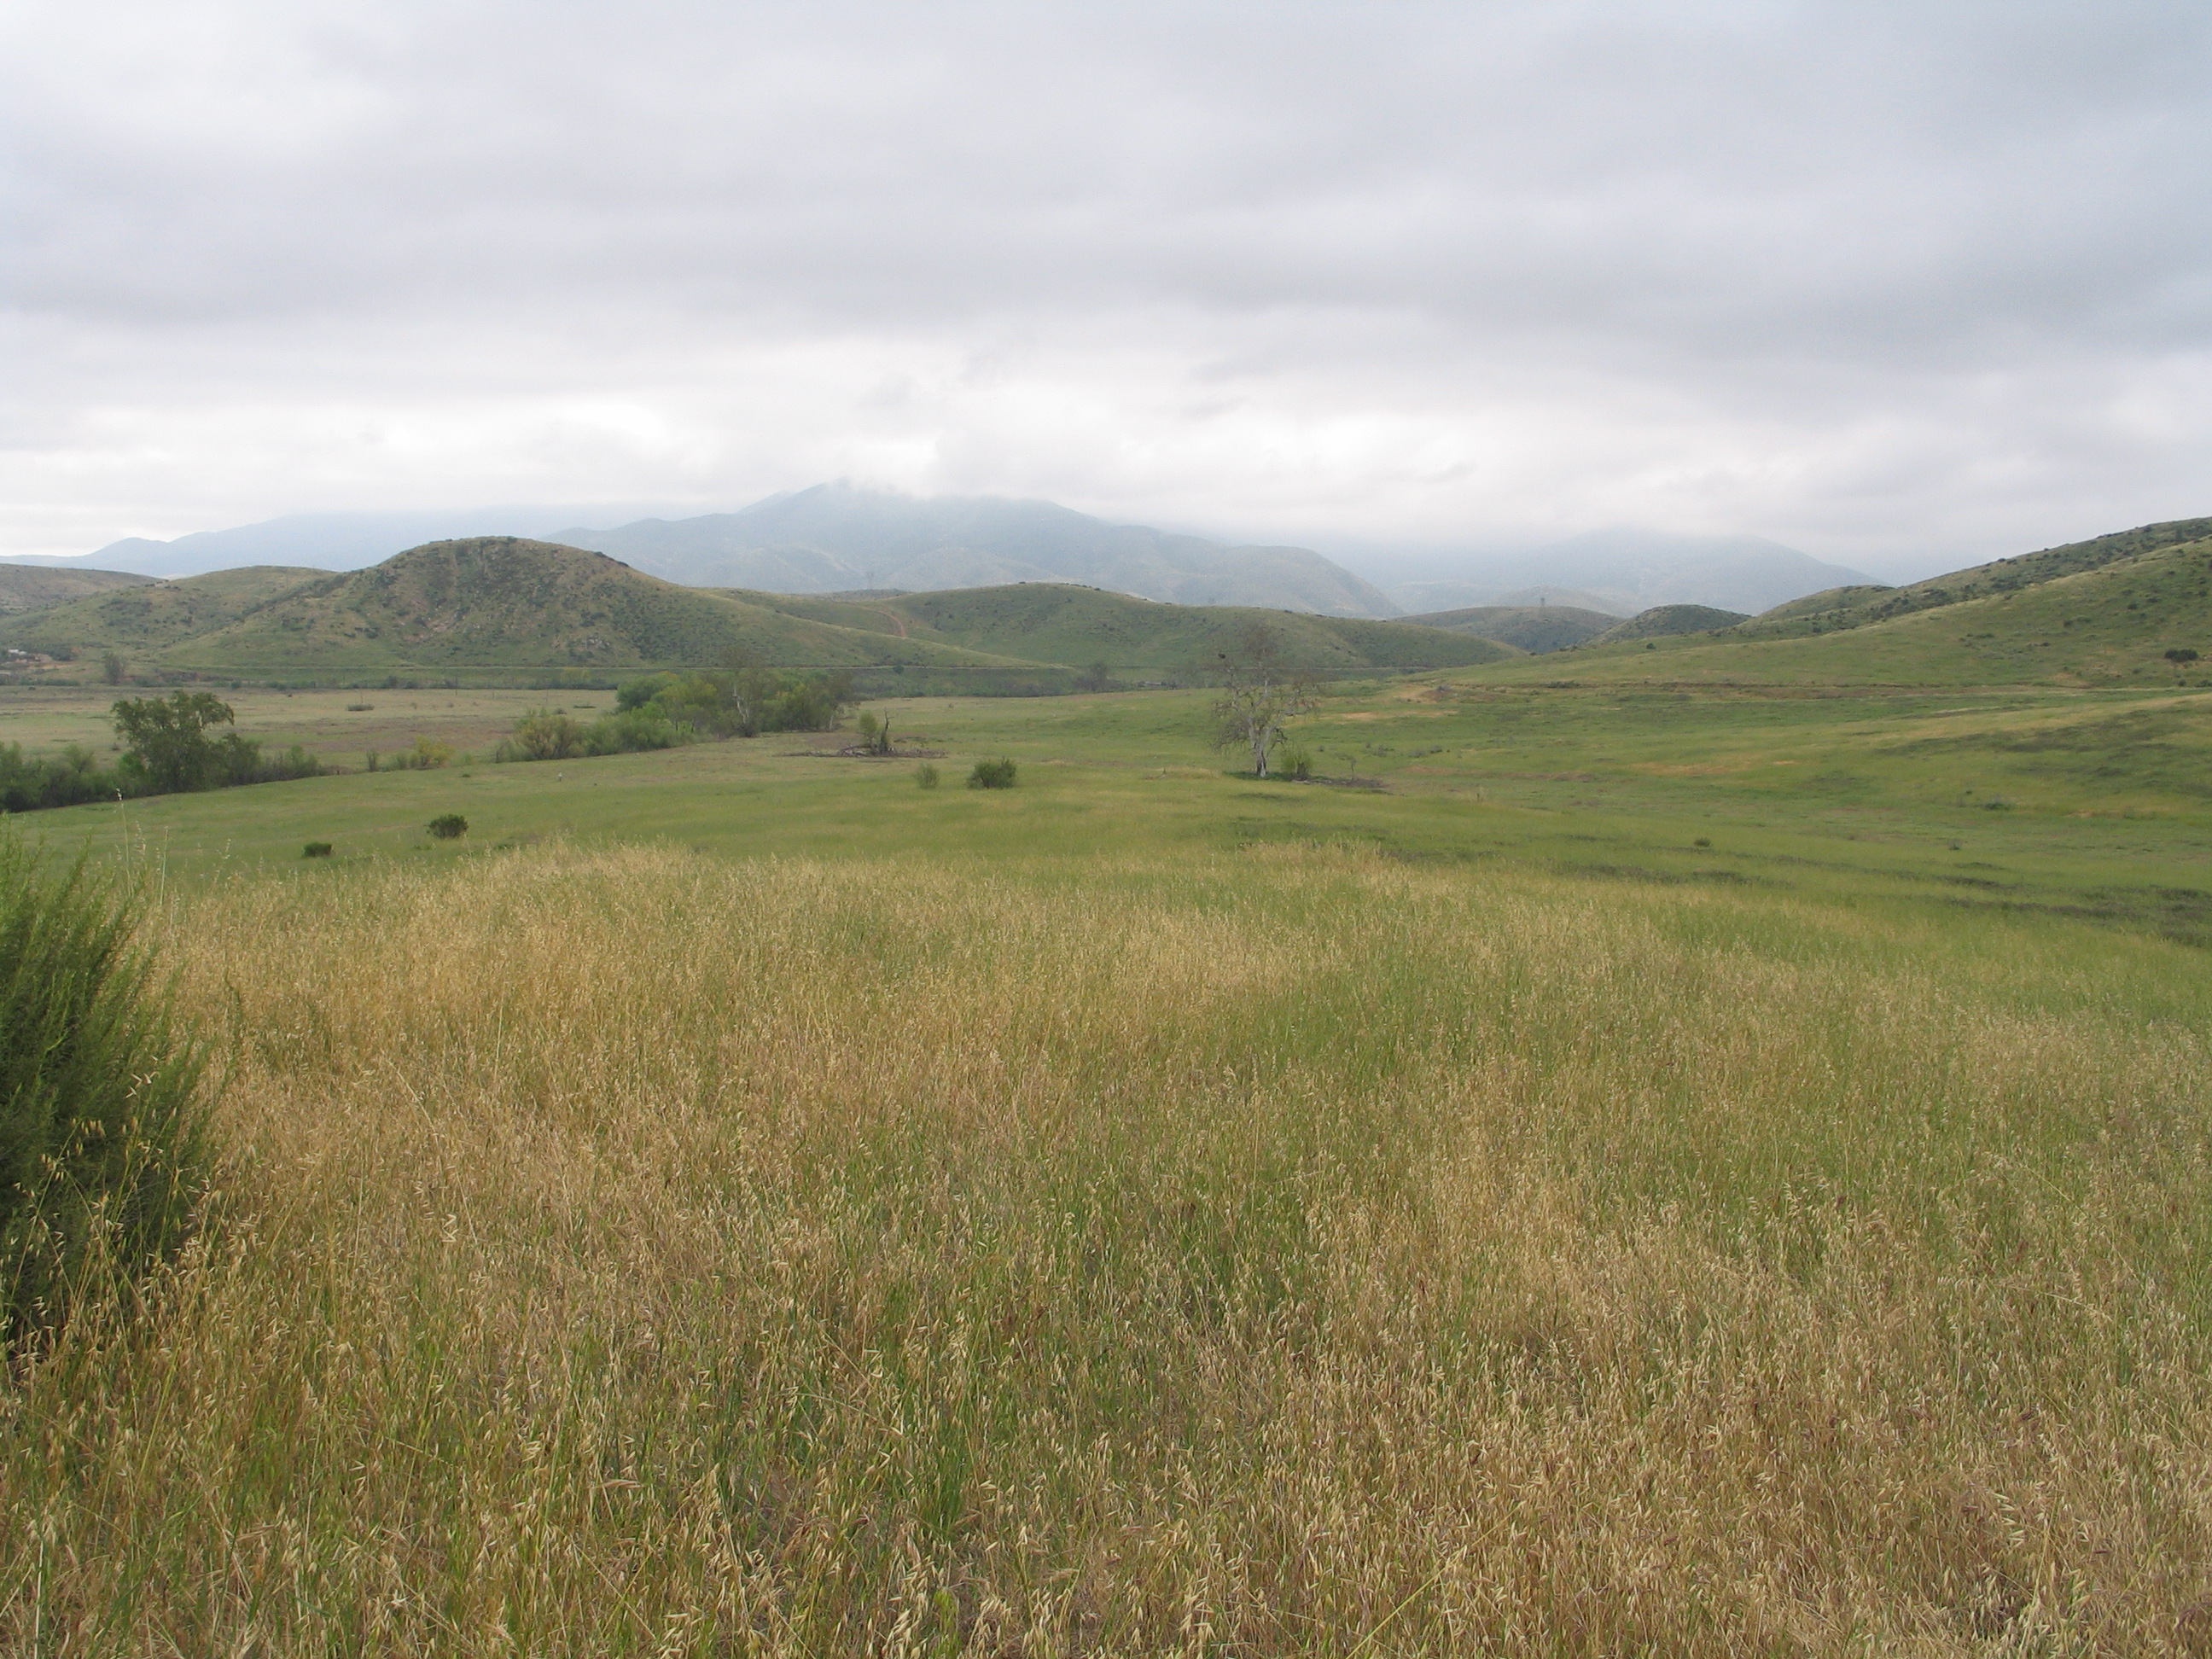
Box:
(26, 485, 1878, 618)
(4, 5, 2211, 568)
(554, 484, 1401, 615)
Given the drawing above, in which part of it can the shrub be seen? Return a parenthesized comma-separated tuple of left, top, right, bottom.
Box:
(967, 758, 1018, 789)
(427, 814, 469, 840)
(915, 763, 940, 789)
(0, 835, 207, 1344)
(2167, 648, 2199, 663)
(1275, 743, 1314, 781)
(302, 841, 334, 859)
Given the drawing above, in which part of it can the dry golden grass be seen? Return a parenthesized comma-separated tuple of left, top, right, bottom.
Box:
(3, 842, 2209, 1655)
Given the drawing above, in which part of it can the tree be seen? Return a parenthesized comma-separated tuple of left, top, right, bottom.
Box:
(1210, 623, 1316, 778)
(111, 691, 238, 794)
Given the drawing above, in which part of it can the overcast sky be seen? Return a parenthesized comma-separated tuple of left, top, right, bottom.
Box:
(6, 1, 2210, 576)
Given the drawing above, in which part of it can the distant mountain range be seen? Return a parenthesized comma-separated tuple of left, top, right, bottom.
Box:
(7, 488, 1881, 621)
(1371, 530, 1878, 617)
(555, 485, 1400, 617)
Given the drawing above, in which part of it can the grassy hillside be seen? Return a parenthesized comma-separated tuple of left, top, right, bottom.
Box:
(731, 582, 1518, 673)
(1739, 516, 2212, 639)
(1588, 603, 1750, 644)
(1479, 533, 2212, 688)
(2, 665, 2207, 1650)
(145, 539, 1050, 679)
(0, 564, 152, 616)
(1749, 584, 1893, 624)
(0, 567, 326, 656)
(1398, 602, 1615, 653)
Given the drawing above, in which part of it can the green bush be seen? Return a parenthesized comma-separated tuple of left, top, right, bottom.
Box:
(1275, 743, 1314, 781)
(302, 841, 334, 859)
(915, 763, 940, 789)
(427, 814, 469, 840)
(1, 836, 207, 1343)
(967, 758, 1018, 790)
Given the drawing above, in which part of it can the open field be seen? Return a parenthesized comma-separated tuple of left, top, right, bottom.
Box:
(3, 671, 2210, 1651)
(0, 684, 612, 770)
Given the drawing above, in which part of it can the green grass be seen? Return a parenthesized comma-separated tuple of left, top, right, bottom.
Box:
(3, 647, 2210, 1649)
(9, 675, 2206, 953)
(1485, 535, 2212, 688)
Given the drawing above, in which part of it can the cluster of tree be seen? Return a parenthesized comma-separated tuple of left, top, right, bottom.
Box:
(1, 693, 322, 814)
(620, 664, 854, 738)
(492, 664, 855, 764)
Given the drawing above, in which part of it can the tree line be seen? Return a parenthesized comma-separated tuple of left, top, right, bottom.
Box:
(0, 692, 323, 814)
(493, 663, 853, 763)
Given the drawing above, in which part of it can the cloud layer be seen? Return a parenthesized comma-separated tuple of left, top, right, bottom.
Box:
(6, 0, 2211, 573)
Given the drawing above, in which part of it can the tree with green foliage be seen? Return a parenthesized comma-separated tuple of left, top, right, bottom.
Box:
(111, 691, 239, 793)
(1211, 623, 1317, 778)
(1, 835, 207, 1343)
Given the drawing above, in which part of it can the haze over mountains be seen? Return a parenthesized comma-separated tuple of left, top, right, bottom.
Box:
(5, 485, 1888, 622)
(1372, 530, 1877, 617)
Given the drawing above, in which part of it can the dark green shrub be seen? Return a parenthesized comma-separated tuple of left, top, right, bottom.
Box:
(2167, 648, 2199, 663)
(302, 841, 334, 859)
(915, 763, 940, 789)
(427, 814, 469, 840)
(967, 758, 1017, 789)
(1, 836, 207, 1343)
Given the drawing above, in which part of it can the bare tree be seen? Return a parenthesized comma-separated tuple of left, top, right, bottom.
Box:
(1210, 622, 1317, 777)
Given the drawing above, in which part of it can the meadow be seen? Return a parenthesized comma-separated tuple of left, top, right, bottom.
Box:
(2, 671, 2209, 1653)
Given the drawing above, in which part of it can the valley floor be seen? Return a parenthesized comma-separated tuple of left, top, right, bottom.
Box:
(2, 674, 2209, 1652)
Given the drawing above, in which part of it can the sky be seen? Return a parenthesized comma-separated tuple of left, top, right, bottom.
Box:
(6, 1, 2211, 579)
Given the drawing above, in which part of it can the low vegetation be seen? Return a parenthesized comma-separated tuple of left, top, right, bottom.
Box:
(0, 835, 207, 1346)
(0, 846, 2203, 1650)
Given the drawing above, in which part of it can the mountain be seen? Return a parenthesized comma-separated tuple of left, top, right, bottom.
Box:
(0, 568, 328, 656)
(1586, 604, 1752, 645)
(731, 584, 1518, 673)
(1374, 532, 1876, 617)
(1385, 581, 1627, 616)
(40, 507, 673, 580)
(556, 484, 1400, 617)
(1397, 603, 1618, 654)
(0, 564, 152, 616)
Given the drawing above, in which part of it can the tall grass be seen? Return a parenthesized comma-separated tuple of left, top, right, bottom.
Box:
(2, 841, 2207, 1653)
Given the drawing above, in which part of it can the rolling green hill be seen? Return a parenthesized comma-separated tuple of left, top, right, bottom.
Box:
(1472, 533, 2212, 688)
(726, 582, 1519, 673)
(0, 564, 153, 616)
(154, 539, 1045, 677)
(0, 567, 327, 656)
(1735, 518, 2212, 641)
(1397, 603, 1615, 653)
(1749, 585, 1894, 624)
(1586, 604, 1750, 644)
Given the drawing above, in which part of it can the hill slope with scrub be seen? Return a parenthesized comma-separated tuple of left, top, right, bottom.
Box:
(731, 582, 1518, 673)
(132, 540, 1050, 677)
(1476, 527, 2212, 687)
(0, 564, 154, 616)
(0, 568, 329, 656)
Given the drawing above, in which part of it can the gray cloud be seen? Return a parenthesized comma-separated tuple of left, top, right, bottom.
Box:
(4, 0, 2210, 573)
